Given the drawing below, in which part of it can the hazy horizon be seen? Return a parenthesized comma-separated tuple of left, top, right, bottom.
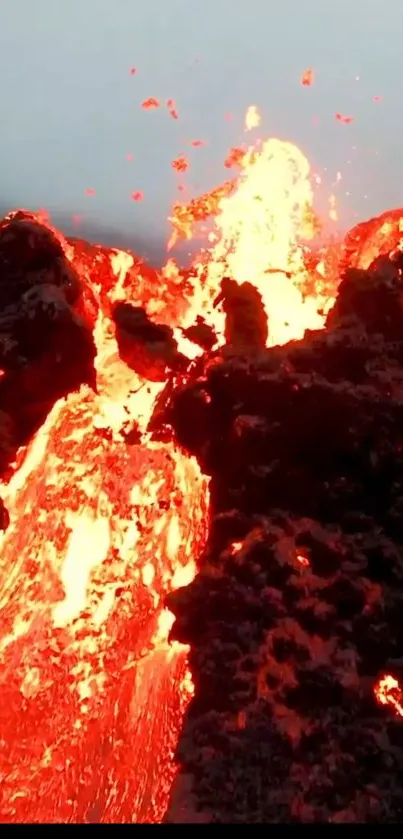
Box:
(1, 0, 402, 263)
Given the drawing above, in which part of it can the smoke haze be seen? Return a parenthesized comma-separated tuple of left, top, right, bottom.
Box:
(0, 0, 401, 259)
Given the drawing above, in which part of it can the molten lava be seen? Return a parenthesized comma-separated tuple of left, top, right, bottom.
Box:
(374, 674, 403, 718)
(0, 361, 207, 822)
(169, 128, 337, 346)
(0, 117, 352, 823)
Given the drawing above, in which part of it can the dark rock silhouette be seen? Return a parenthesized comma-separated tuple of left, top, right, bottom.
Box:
(112, 301, 187, 382)
(0, 210, 97, 471)
(164, 248, 403, 823)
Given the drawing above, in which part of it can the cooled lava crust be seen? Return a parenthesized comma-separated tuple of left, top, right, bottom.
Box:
(0, 210, 97, 469)
(164, 257, 403, 823)
(0, 209, 165, 472)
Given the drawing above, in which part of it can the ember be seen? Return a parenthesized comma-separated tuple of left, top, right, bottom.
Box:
(300, 68, 314, 87)
(172, 156, 189, 174)
(1, 122, 403, 824)
(375, 674, 403, 718)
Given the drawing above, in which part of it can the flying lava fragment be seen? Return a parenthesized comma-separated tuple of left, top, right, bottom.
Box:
(172, 156, 188, 174)
(335, 113, 354, 124)
(166, 99, 179, 120)
(131, 191, 144, 201)
(245, 105, 260, 131)
(301, 68, 314, 86)
(141, 98, 160, 110)
(224, 147, 246, 169)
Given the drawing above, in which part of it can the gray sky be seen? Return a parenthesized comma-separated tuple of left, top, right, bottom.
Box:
(0, 0, 401, 260)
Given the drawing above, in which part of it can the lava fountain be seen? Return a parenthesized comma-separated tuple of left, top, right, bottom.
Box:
(0, 122, 341, 822)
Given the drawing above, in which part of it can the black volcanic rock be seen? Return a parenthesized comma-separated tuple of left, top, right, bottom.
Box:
(326, 256, 403, 338)
(214, 277, 268, 350)
(182, 317, 217, 352)
(0, 210, 97, 470)
(112, 301, 188, 382)
(164, 259, 403, 823)
(0, 209, 80, 309)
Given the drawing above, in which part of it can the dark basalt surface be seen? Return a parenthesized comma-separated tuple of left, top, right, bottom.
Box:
(0, 210, 97, 471)
(164, 254, 403, 823)
(112, 301, 187, 382)
(0, 210, 174, 467)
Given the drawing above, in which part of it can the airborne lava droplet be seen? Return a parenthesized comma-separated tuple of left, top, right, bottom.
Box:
(301, 68, 314, 86)
(141, 98, 160, 110)
(84, 188, 96, 196)
(130, 67, 137, 75)
(190, 139, 205, 148)
(172, 156, 188, 174)
(131, 191, 144, 201)
(166, 99, 179, 120)
(224, 147, 246, 169)
(245, 105, 260, 131)
(335, 113, 354, 124)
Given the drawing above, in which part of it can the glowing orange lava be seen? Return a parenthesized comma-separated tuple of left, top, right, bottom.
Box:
(169, 128, 338, 346)
(244, 105, 260, 131)
(374, 674, 403, 718)
(0, 112, 342, 822)
(301, 68, 314, 87)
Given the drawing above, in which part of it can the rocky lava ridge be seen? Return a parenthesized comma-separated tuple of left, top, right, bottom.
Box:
(164, 252, 403, 823)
